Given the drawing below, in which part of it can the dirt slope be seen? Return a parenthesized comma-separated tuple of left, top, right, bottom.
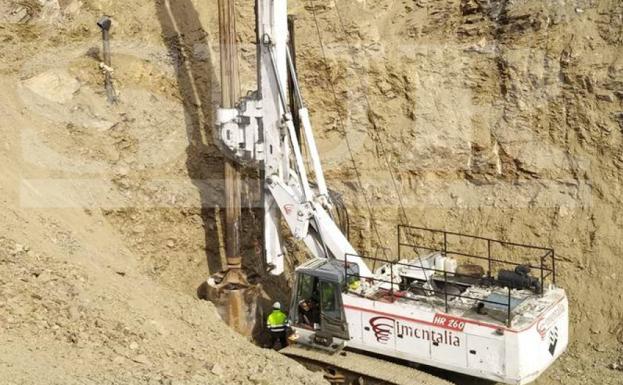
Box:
(0, 85, 325, 385)
(0, 0, 622, 385)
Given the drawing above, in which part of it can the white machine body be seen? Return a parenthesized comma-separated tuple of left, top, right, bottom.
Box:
(290, 253, 569, 384)
(342, 287, 568, 384)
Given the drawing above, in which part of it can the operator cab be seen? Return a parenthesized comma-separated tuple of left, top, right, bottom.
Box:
(290, 259, 358, 348)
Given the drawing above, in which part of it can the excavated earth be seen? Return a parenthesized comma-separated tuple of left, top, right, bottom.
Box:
(0, 0, 622, 384)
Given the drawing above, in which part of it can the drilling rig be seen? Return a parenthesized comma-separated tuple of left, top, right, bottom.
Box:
(211, 1, 569, 384)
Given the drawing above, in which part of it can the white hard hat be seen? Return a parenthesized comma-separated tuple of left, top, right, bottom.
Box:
(272, 301, 281, 310)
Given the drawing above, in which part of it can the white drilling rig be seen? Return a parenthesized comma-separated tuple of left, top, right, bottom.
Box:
(212, 1, 569, 384)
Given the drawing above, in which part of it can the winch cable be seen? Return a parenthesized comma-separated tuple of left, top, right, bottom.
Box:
(307, 0, 390, 267)
(299, 116, 350, 237)
(330, 1, 409, 226)
(329, 1, 431, 282)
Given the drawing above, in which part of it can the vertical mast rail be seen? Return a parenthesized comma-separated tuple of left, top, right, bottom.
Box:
(259, 0, 288, 276)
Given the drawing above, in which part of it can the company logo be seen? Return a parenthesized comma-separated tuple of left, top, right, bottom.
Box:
(369, 316, 395, 343)
(368, 316, 461, 347)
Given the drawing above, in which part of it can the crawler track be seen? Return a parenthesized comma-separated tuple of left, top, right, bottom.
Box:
(281, 345, 454, 385)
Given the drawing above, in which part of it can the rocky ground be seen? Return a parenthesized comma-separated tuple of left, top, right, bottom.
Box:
(0, 0, 622, 384)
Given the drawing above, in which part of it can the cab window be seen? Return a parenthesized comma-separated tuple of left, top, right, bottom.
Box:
(297, 273, 314, 300)
(320, 281, 340, 318)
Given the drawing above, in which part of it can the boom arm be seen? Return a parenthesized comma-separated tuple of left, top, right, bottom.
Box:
(216, 0, 371, 278)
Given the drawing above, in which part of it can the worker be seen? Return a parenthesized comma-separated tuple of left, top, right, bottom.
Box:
(266, 302, 289, 349)
(298, 299, 320, 328)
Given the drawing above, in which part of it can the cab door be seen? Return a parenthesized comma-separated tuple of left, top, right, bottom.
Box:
(319, 280, 349, 340)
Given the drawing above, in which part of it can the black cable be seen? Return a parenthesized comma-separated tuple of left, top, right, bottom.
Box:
(308, 181, 350, 239)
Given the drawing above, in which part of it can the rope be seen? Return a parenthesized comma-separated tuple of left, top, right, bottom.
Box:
(324, 0, 430, 281)
(307, 0, 389, 266)
(330, 1, 409, 225)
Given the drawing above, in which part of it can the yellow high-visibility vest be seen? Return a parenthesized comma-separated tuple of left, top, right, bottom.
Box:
(267, 310, 288, 332)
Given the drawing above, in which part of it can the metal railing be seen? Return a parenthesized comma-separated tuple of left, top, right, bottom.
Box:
(397, 225, 556, 289)
(343, 226, 557, 327)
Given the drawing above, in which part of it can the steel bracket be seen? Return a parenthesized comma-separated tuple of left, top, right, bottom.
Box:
(216, 92, 264, 165)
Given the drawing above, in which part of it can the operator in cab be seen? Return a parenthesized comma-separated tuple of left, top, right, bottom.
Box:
(266, 302, 289, 349)
(298, 299, 320, 328)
